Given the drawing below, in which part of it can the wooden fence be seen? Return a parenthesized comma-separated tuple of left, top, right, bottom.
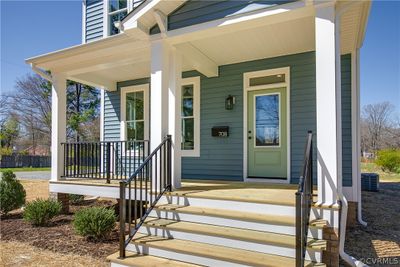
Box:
(0, 155, 51, 168)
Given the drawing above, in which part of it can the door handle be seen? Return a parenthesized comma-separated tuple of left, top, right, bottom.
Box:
(248, 130, 252, 139)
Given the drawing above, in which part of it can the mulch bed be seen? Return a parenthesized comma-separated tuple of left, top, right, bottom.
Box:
(0, 199, 120, 259)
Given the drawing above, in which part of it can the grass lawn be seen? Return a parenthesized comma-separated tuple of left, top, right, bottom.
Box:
(361, 162, 400, 182)
(0, 167, 51, 172)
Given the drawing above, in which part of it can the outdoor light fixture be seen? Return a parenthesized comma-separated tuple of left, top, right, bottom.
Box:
(225, 95, 235, 110)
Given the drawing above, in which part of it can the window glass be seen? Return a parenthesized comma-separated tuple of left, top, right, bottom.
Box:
(181, 85, 194, 150)
(182, 118, 194, 150)
(109, 0, 127, 12)
(109, 10, 127, 35)
(126, 91, 144, 140)
(255, 94, 280, 146)
(250, 74, 285, 87)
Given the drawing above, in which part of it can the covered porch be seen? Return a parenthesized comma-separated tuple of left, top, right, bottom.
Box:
(26, 0, 368, 241)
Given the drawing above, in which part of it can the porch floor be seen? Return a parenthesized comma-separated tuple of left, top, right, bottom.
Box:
(51, 178, 310, 206)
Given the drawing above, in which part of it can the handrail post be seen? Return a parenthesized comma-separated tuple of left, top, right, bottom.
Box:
(106, 142, 111, 184)
(295, 191, 302, 267)
(119, 181, 126, 258)
(167, 135, 172, 191)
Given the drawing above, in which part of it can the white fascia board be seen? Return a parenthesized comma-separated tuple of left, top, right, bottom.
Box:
(163, 1, 309, 45)
(122, 0, 162, 30)
(25, 33, 132, 68)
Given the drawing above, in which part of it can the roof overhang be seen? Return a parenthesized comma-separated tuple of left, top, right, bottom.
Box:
(26, 0, 371, 91)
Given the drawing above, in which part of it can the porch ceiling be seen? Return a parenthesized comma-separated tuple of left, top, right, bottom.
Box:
(25, 0, 369, 91)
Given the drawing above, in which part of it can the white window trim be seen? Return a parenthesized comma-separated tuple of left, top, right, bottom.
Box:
(120, 84, 149, 142)
(181, 76, 200, 157)
(243, 67, 291, 184)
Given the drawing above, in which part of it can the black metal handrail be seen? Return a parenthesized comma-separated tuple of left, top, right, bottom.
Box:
(295, 131, 313, 267)
(119, 135, 172, 258)
(61, 140, 149, 183)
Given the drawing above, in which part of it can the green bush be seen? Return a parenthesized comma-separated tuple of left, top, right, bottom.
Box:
(0, 147, 13, 156)
(69, 194, 85, 204)
(73, 207, 116, 240)
(0, 171, 26, 215)
(376, 149, 400, 173)
(23, 199, 62, 226)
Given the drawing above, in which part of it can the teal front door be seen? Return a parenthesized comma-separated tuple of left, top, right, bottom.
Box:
(247, 88, 287, 179)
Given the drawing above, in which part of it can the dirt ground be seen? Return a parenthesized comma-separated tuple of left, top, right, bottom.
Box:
(0, 241, 108, 267)
(344, 181, 400, 265)
(0, 180, 117, 267)
(2, 174, 400, 266)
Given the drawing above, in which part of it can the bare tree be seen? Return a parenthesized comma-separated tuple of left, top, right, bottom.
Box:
(362, 102, 395, 152)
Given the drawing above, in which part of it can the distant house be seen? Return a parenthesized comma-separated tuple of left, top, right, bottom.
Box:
(26, 0, 371, 266)
(25, 145, 50, 156)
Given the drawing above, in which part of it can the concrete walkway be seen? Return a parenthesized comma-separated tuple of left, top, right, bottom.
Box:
(14, 171, 51, 180)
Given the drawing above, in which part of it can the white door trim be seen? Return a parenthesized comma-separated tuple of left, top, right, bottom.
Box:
(120, 83, 150, 141)
(243, 67, 291, 183)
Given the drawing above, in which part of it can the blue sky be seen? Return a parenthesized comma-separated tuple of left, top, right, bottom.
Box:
(1, 0, 399, 113)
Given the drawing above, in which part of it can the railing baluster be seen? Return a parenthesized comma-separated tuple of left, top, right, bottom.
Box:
(295, 131, 313, 267)
(119, 181, 126, 259)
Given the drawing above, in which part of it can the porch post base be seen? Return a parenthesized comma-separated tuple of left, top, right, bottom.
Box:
(346, 201, 358, 227)
(49, 192, 69, 214)
(322, 226, 339, 267)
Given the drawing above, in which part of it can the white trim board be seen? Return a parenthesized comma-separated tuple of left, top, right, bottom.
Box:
(120, 84, 150, 141)
(181, 76, 200, 157)
(243, 67, 291, 183)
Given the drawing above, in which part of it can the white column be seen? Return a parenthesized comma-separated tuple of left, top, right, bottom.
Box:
(150, 40, 171, 190)
(168, 48, 183, 189)
(51, 74, 67, 181)
(315, 4, 340, 207)
(150, 40, 170, 149)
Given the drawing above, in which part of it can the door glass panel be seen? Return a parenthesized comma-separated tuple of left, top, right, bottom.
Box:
(182, 118, 194, 150)
(255, 94, 280, 146)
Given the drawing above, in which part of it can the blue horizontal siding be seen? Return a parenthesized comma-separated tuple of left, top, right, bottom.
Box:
(85, 0, 103, 43)
(341, 54, 352, 186)
(102, 52, 353, 185)
(150, 0, 297, 34)
(182, 52, 317, 182)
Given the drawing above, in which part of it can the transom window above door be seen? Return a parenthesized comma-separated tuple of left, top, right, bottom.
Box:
(181, 77, 200, 157)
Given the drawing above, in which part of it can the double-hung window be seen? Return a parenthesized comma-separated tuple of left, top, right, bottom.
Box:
(108, 0, 127, 35)
(181, 77, 200, 157)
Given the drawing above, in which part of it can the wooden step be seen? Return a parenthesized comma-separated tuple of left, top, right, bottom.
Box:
(130, 233, 325, 267)
(154, 203, 295, 226)
(107, 251, 200, 267)
(142, 217, 326, 251)
(310, 219, 329, 229)
(164, 187, 296, 206)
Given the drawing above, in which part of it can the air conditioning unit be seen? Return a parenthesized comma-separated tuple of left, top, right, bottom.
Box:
(361, 173, 379, 192)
